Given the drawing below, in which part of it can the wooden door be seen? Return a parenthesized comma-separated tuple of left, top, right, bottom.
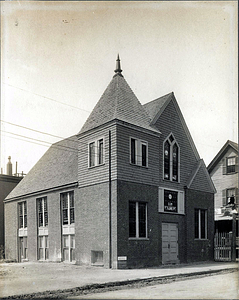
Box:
(162, 223, 179, 264)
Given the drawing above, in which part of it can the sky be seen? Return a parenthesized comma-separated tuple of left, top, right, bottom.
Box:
(0, 1, 238, 175)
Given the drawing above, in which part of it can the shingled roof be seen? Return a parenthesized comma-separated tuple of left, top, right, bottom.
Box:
(143, 92, 173, 122)
(79, 58, 159, 135)
(5, 136, 78, 200)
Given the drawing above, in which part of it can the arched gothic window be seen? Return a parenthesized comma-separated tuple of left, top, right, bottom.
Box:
(163, 134, 180, 182)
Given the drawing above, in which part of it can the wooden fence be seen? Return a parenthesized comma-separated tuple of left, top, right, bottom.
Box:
(214, 232, 232, 261)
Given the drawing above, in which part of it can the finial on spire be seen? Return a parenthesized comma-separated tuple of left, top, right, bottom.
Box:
(114, 54, 123, 77)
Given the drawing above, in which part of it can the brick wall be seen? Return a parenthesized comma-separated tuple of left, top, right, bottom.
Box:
(117, 180, 159, 268)
(185, 188, 214, 262)
(76, 182, 111, 267)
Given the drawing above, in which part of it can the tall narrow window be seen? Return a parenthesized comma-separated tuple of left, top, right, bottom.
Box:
(89, 142, 95, 167)
(163, 134, 179, 182)
(37, 197, 48, 227)
(98, 139, 104, 165)
(61, 192, 74, 225)
(131, 138, 136, 165)
(19, 202, 27, 229)
(164, 141, 170, 180)
(129, 202, 147, 238)
(142, 143, 147, 167)
(195, 209, 207, 239)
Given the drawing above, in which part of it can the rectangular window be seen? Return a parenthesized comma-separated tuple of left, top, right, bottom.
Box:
(89, 138, 104, 167)
(61, 191, 74, 225)
(19, 202, 27, 228)
(130, 138, 148, 167)
(227, 157, 236, 173)
(195, 209, 207, 239)
(129, 202, 147, 238)
(89, 142, 95, 167)
(37, 197, 48, 227)
(62, 235, 75, 262)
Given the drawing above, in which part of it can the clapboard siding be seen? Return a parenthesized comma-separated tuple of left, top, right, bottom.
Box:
(78, 125, 117, 187)
(211, 148, 238, 210)
(190, 165, 214, 193)
(154, 100, 198, 190)
(116, 124, 160, 186)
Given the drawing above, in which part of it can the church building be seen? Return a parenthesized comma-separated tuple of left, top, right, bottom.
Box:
(4, 57, 216, 268)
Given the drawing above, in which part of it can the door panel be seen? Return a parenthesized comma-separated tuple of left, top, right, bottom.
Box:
(162, 223, 179, 264)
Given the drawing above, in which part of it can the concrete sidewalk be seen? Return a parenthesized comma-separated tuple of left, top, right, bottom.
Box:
(0, 261, 238, 298)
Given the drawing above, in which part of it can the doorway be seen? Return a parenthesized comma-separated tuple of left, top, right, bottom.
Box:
(162, 223, 179, 264)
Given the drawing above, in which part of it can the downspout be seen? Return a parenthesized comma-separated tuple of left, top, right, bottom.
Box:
(109, 130, 112, 268)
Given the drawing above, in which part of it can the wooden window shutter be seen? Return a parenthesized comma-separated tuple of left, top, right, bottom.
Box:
(158, 188, 164, 212)
(222, 189, 227, 206)
(235, 156, 238, 173)
(222, 158, 227, 175)
(178, 191, 185, 214)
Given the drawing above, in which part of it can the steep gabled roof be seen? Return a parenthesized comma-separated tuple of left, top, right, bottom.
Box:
(143, 92, 173, 123)
(186, 159, 216, 193)
(5, 136, 78, 201)
(79, 69, 159, 135)
(143, 92, 200, 160)
(207, 140, 238, 173)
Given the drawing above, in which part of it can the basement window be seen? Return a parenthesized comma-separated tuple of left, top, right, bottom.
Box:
(91, 250, 103, 266)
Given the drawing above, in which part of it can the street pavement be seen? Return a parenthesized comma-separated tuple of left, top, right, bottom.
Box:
(0, 261, 238, 298)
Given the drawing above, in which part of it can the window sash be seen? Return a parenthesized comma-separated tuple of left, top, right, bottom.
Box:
(130, 138, 148, 167)
(129, 202, 147, 238)
(89, 142, 95, 167)
(195, 209, 207, 239)
(61, 192, 75, 225)
(163, 135, 179, 182)
(19, 202, 27, 229)
(38, 197, 48, 227)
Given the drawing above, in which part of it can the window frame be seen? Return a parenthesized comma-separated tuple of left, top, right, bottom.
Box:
(37, 197, 48, 228)
(19, 201, 27, 229)
(227, 156, 236, 174)
(88, 137, 105, 168)
(61, 191, 75, 226)
(195, 209, 208, 240)
(129, 137, 148, 168)
(129, 201, 148, 239)
(163, 133, 180, 182)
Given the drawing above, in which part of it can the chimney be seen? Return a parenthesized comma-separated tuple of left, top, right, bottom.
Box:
(15, 161, 18, 176)
(7, 156, 12, 176)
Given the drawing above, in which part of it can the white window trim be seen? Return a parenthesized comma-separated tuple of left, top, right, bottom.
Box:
(129, 137, 148, 167)
(88, 136, 105, 168)
(158, 187, 184, 214)
(37, 197, 48, 228)
(38, 235, 49, 261)
(163, 133, 180, 182)
(129, 201, 148, 240)
(195, 209, 208, 240)
(61, 191, 75, 227)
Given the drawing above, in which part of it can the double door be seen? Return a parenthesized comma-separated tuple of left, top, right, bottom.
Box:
(162, 223, 179, 264)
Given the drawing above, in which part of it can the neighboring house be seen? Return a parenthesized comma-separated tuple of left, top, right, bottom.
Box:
(0, 157, 23, 255)
(207, 140, 238, 232)
(4, 57, 216, 268)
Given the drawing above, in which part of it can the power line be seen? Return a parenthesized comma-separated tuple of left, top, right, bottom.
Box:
(1, 120, 78, 143)
(2, 131, 78, 153)
(2, 82, 91, 113)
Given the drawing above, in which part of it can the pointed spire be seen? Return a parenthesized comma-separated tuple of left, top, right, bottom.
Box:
(114, 54, 123, 77)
